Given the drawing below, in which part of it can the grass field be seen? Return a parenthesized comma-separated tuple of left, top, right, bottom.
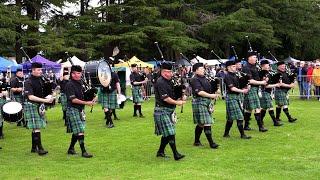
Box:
(0, 96, 319, 179)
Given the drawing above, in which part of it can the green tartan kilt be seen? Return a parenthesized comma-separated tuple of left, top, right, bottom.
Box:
(260, 91, 273, 109)
(275, 89, 289, 106)
(13, 94, 23, 103)
(0, 98, 6, 125)
(66, 107, 85, 134)
(154, 107, 175, 137)
(24, 102, 46, 129)
(239, 93, 244, 103)
(132, 86, 143, 104)
(97, 87, 103, 104)
(226, 94, 244, 121)
(192, 97, 213, 125)
(244, 86, 261, 111)
(101, 90, 119, 109)
(60, 93, 67, 111)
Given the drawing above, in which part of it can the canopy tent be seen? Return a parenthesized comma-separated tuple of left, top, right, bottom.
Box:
(283, 56, 300, 64)
(22, 55, 61, 72)
(115, 56, 153, 68)
(61, 56, 86, 68)
(190, 56, 228, 66)
(0, 56, 22, 72)
(112, 66, 131, 86)
(175, 58, 192, 66)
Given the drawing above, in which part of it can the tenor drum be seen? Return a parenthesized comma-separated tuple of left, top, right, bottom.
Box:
(84, 60, 112, 87)
(2, 101, 23, 123)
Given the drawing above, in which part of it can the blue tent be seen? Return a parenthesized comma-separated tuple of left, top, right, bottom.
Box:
(0, 56, 22, 72)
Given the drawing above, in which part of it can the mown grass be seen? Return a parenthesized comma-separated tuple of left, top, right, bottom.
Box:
(0, 96, 319, 179)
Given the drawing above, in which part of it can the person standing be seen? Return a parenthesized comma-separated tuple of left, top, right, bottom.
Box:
(259, 60, 283, 126)
(223, 61, 251, 139)
(275, 62, 297, 123)
(100, 71, 121, 128)
(10, 69, 25, 126)
(154, 62, 186, 161)
(65, 65, 96, 158)
(24, 62, 54, 155)
(242, 52, 268, 132)
(59, 71, 69, 126)
(190, 63, 219, 149)
(130, 64, 147, 117)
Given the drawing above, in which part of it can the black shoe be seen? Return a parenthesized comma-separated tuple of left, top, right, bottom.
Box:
(133, 114, 137, 117)
(107, 123, 115, 128)
(67, 149, 77, 155)
(259, 127, 268, 132)
(276, 118, 282, 122)
(139, 114, 145, 118)
(17, 122, 22, 126)
(223, 134, 230, 138)
(209, 143, 219, 149)
(31, 148, 38, 153)
(38, 149, 48, 156)
(288, 117, 297, 123)
(274, 121, 283, 126)
(0, 147, 2, 149)
(82, 152, 93, 158)
(193, 142, 203, 146)
(174, 153, 185, 161)
(244, 126, 252, 131)
(156, 152, 169, 158)
(114, 117, 120, 120)
(241, 135, 252, 139)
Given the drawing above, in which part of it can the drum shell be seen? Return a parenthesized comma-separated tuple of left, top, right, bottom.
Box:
(84, 61, 111, 87)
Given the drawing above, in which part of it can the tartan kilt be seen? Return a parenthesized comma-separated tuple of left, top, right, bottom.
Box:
(275, 89, 289, 106)
(154, 107, 175, 137)
(239, 93, 244, 103)
(192, 97, 213, 125)
(13, 94, 23, 103)
(226, 94, 244, 121)
(0, 98, 6, 125)
(60, 93, 68, 111)
(24, 102, 46, 129)
(66, 107, 85, 134)
(243, 86, 261, 111)
(100, 90, 119, 109)
(260, 91, 273, 109)
(97, 87, 103, 104)
(132, 86, 143, 104)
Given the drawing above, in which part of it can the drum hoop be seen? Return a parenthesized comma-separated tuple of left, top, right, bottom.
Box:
(3, 101, 23, 114)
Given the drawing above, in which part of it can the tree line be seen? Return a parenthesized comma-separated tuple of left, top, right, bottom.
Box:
(1, 0, 320, 63)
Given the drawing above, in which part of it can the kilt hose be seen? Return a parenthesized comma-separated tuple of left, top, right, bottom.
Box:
(66, 107, 85, 134)
(0, 98, 6, 126)
(260, 91, 273, 109)
(100, 90, 119, 110)
(24, 102, 46, 129)
(192, 97, 213, 125)
(226, 94, 244, 121)
(154, 106, 176, 137)
(132, 86, 143, 104)
(243, 86, 261, 111)
(60, 93, 68, 111)
(275, 89, 289, 106)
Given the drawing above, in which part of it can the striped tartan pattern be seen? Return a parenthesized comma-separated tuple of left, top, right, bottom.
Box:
(66, 107, 85, 134)
(60, 93, 68, 111)
(226, 94, 244, 121)
(13, 94, 23, 103)
(100, 90, 119, 109)
(275, 89, 289, 106)
(24, 102, 46, 129)
(243, 86, 261, 111)
(260, 91, 273, 109)
(0, 98, 6, 125)
(154, 106, 176, 137)
(192, 97, 213, 125)
(132, 86, 143, 103)
(97, 87, 103, 104)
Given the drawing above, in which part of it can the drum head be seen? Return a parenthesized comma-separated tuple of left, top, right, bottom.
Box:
(3, 102, 23, 114)
(97, 61, 112, 87)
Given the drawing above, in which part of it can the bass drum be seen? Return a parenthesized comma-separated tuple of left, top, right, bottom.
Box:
(84, 60, 112, 87)
(2, 101, 23, 123)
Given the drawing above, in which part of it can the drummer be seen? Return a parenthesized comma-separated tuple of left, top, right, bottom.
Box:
(0, 77, 6, 139)
(10, 68, 25, 127)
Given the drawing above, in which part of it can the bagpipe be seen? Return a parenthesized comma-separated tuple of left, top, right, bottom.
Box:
(230, 46, 250, 89)
(268, 51, 296, 84)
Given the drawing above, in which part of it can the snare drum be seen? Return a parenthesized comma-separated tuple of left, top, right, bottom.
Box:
(84, 60, 112, 87)
(2, 101, 23, 123)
